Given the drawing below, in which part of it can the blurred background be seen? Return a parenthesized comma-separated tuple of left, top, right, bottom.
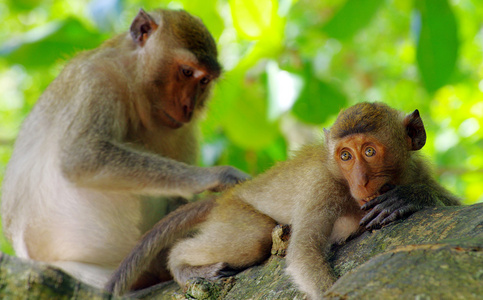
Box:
(0, 0, 482, 254)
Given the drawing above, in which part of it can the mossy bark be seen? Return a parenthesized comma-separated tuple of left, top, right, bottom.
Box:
(0, 204, 481, 299)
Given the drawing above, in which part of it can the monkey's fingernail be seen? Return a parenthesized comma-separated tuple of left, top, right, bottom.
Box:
(365, 220, 378, 230)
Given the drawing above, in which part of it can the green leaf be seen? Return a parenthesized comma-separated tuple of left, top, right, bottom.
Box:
(230, 0, 278, 40)
(7, 0, 42, 11)
(210, 71, 279, 150)
(217, 136, 287, 175)
(323, 0, 384, 40)
(415, 0, 459, 93)
(180, 0, 225, 39)
(292, 65, 348, 125)
(1, 18, 105, 68)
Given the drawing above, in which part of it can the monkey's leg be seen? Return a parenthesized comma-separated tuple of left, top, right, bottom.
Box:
(168, 200, 275, 286)
(50, 261, 115, 289)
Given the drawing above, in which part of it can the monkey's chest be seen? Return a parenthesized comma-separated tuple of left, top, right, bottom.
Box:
(330, 214, 362, 243)
(128, 129, 198, 164)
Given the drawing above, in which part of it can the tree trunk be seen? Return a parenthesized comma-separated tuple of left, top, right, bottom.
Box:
(0, 204, 481, 299)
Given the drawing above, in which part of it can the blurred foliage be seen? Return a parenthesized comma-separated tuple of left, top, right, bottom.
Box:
(0, 0, 482, 255)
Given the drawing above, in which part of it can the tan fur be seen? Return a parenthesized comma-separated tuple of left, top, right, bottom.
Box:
(107, 102, 460, 299)
(1, 9, 249, 289)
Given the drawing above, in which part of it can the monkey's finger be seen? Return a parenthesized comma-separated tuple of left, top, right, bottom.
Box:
(361, 199, 378, 210)
(379, 209, 403, 227)
(361, 194, 387, 210)
(360, 196, 395, 225)
(366, 215, 386, 230)
(359, 211, 374, 226)
(365, 208, 392, 229)
(359, 207, 384, 227)
(226, 171, 251, 183)
(380, 205, 417, 226)
(209, 179, 245, 192)
(211, 166, 252, 192)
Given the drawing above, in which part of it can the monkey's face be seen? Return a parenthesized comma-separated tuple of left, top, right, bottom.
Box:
(148, 57, 217, 129)
(334, 133, 398, 206)
(131, 9, 220, 130)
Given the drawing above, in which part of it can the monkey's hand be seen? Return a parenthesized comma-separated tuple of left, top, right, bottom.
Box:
(360, 184, 441, 230)
(208, 166, 251, 192)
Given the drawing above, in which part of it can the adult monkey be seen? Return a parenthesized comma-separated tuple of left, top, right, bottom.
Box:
(107, 102, 460, 299)
(1, 9, 249, 288)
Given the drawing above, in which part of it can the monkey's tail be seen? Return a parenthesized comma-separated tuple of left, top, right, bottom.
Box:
(105, 197, 216, 295)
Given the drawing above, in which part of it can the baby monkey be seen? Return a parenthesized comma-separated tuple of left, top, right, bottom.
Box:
(107, 102, 460, 299)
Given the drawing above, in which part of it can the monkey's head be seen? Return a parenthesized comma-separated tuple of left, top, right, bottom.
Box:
(130, 9, 221, 129)
(325, 102, 426, 206)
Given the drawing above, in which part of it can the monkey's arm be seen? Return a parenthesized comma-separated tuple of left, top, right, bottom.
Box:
(62, 139, 248, 196)
(360, 181, 460, 229)
(285, 194, 346, 299)
(59, 93, 249, 196)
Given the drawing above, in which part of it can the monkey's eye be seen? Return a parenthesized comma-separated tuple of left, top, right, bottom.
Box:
(365, 147, 376, 157)
(340, 151, 352, 161)
(200, 77, 211, 85)
(182, 68, 193, 77)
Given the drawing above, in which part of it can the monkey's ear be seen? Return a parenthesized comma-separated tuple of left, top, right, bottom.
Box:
(323, 128, 330, 140)
(403, 109, 426, 151)
(130, 9, 159, 46)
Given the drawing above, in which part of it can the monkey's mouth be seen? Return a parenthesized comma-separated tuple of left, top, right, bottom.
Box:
(362, 194, 379, 203)
(159, 109, 183, 129)
(359, 183, 396, 204)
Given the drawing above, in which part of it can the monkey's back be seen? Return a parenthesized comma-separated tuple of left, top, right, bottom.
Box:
(0, 38, 193, 267)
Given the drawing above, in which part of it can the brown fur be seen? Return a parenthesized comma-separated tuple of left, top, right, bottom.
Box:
(1, 8, 248, 289)
(107, 102, 460, 299)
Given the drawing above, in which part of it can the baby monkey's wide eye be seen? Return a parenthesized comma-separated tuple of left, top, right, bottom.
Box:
(340, 151, 352, 161)
(365, 147, 376, 157)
